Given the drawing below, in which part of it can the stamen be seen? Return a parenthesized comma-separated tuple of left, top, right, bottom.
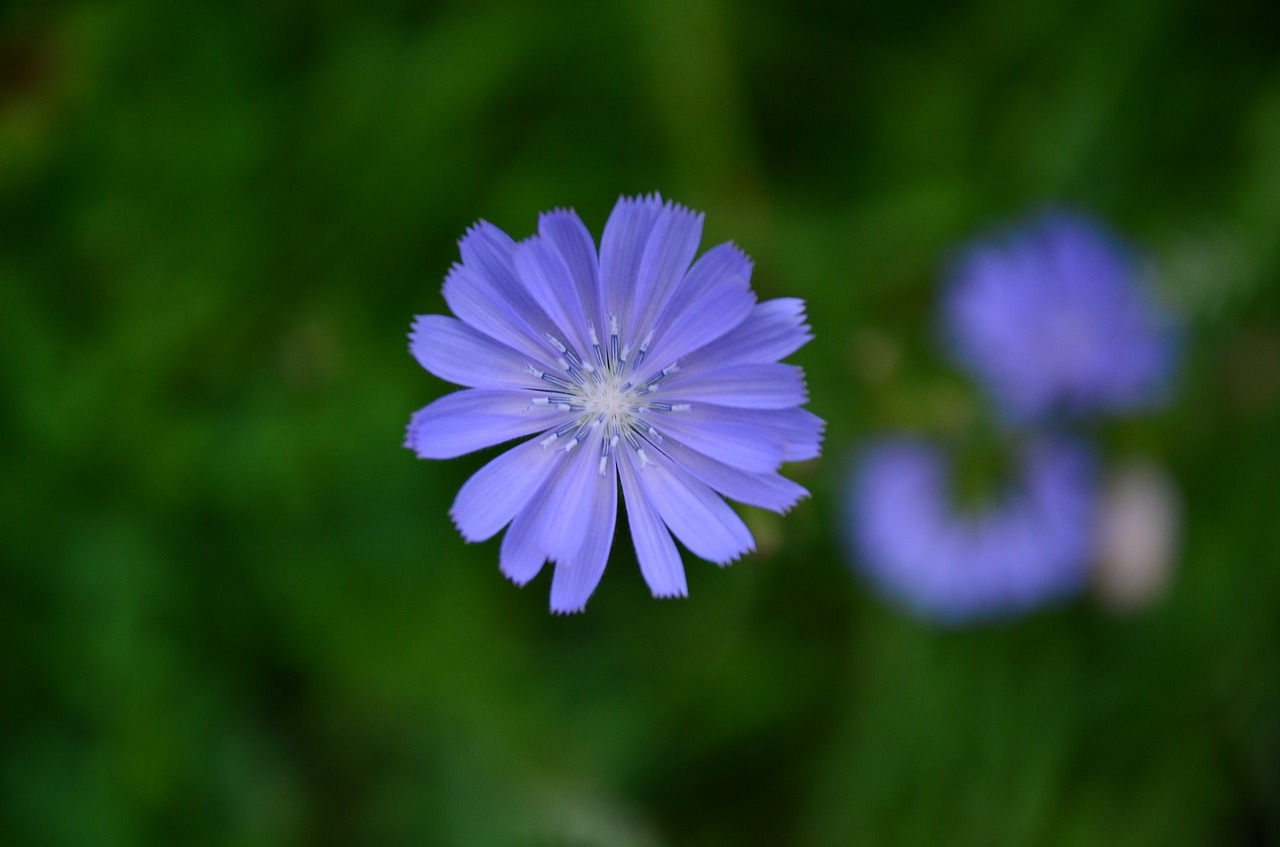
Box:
(589, 323, 604, 365)
(540, 373, 573, 390)
(633, 330, 655, 369)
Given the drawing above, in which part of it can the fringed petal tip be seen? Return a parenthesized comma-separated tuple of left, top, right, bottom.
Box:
(403, 418, 419, 454)
(714, 544, 755, 568)
(726, 240, 754, 265)
(457, 218, 504, 246)
(407, 313, 427, 340)
(609, 192, 709, 224)
(775, 487, 811, 515)
(499, 568, 540, 588)
(446, 508, 481, 544)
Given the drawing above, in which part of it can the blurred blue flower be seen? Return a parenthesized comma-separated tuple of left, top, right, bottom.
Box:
(847, 436, 1098, 624)
(406, 194, 822, 613)
(944, 210, 1178, 422)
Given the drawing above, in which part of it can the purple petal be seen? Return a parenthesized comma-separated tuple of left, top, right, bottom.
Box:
(657, 439, 809, 513)
(500, 499, 548, 586)
(683, 241, 753, 292)
(618, 454, 687, 598)
(405, 389, 571, 459)
(653, 241, 752, 328)
(457, 220, 520, 287)
(599, 194, 665, 331)
(442, 262, 553, 363)
(638, 279, 756, 379)
(537, 428, 608, 564)
(754, 406, 825, 461)
(539, 209, 605, 340)
(702, 406, 824, 462)
(514, 236, 592, 355)
(549, 456, 618, 614)
(627, 202, 705, 340)
(655, 414, 784, 473)
(409, 315, 547, 389)
(661, 363, 807, 409)
(454, 221, 573, 364)
(631, 452, 754, 565)
(654, 404, 824, 462)
(450, 436, 564, 542)
(683, 297, 811, 371)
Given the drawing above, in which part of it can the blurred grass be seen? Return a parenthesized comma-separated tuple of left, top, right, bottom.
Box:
(2, 0, 1279, 845)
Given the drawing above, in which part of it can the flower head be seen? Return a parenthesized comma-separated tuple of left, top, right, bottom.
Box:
(847, 436, 1097, 624)
(944, 210, 1177, 422)
(406, 195, 822, 613)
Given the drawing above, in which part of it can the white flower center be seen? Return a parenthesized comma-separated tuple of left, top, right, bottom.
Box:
(526, 316, 688, 475)
(579, 367, 639, 428)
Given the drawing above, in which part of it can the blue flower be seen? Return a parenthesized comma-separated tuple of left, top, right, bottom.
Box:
(944, 210, 1177, 422)
(847, 436, 1098, 624)
(406, 195, 823, 613)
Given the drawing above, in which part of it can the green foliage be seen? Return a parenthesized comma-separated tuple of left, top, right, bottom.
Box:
(2, 0, 1278, 844)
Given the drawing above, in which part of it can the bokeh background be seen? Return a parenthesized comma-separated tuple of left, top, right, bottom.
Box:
(3, 0, 1279, 844)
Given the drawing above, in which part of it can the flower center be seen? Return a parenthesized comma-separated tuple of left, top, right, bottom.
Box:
(579, 367, 638, 428)
(526, 316, 687, 475)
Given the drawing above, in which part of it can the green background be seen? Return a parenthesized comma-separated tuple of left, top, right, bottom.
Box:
(3, 0, 1278, 844)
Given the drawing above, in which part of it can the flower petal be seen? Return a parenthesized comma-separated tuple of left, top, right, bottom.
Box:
(637, 278, 755, 379)
(539, 209, 605, 340)
(537, 428, 607, 564)
(457, 220, 520, 288)
(618, 453, 687, 598)
(599, 194, 665, 331)
(772, 407, 826, 461)
(654, 414, 784, 473)
(500, 498, 549, 586)
(405, 389, 571, 459)
(442, 262, 553, 363)
(632, 452, 754, 565)
(549, 456, 618, 614)
(685, 405, 824, 461)
(454, 221, 574, 363)
(656, 439, 809, 513)
(450, 436, 564, 542)
(514, 236, 593, 355)
(661, 363, 807, 409)
(409, 315, 547, 389)
(682, 297, 811, 372)
(653, 241, 752, 325)
(627, 202, 704, 340)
